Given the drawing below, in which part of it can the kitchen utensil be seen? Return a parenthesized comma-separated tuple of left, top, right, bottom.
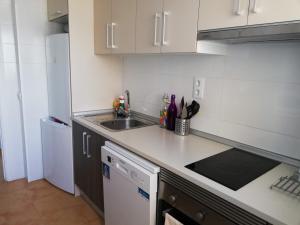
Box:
(181, 103, 188, 119)
(178, 96, 185, 118)
(187, 101, 200, 119)
(186, 100, 200, 119)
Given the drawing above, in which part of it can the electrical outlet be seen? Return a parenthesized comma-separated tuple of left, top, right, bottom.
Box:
(193, 77, 205, 99)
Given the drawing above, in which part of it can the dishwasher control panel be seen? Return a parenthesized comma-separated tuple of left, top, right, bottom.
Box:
(101, 145, 158, 194)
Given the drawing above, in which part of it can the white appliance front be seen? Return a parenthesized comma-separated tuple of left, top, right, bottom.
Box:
(46, 33, 71, 125)
(41, 118, 74, 194)
(102, 142, 159, 225)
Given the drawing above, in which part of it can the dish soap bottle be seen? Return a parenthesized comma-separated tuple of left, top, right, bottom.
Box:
(160, 93, 169, 128)
(167, 94, 177, 131)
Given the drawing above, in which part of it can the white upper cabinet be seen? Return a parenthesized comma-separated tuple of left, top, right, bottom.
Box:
(47, 0, 68, 21)
(111, 0, 136, 54)
(198, 0, 250, 30)
(136, 0, 163, 53)
(135, 0, 200, 53)
(94, 0, 112, 54)
(248, 0, 300, 25)
(161, 0, 200, 53)
(94, 0, 136, 54)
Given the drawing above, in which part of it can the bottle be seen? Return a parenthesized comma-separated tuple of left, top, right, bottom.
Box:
(167, 95, 177, 131)
(159, 94, 169, 128)
(119, 95, 125, 110)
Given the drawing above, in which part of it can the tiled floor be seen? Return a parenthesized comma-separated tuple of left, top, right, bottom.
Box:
(0, 178, 104, 225)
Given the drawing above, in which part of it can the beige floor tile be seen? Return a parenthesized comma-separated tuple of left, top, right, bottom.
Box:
(0, 204, 41, 225)
(0, 179, 28, 196)
(88, 217, 105, 225)
(0, 179, 104, 225)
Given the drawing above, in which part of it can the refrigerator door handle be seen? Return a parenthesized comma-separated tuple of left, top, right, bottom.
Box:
(82, 132, 87, 155)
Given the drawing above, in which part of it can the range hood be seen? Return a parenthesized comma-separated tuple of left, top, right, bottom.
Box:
(198, 22, 300, 44)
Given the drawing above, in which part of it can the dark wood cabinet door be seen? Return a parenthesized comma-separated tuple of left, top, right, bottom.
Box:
(73, 121, 106, 212)
(73, 122, 84, 188)
(88, 129, 105, 163)
(88, 159, 104, 211)
(73, 122, 89, 194)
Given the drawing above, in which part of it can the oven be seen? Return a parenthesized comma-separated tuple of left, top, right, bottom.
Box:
(157, 168, 270, 225)
(157, 180, 235, 225)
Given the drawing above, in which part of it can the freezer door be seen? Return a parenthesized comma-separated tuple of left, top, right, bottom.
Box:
(46, 34, 71, 125)
(41, 118, 74, 194)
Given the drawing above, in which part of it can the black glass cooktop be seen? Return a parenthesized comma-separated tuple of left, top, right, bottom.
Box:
(185, 148, 280, 191)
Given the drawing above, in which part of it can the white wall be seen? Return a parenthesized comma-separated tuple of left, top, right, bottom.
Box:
(69, 0, 123, 113)
(123, 42, 300, 161)
(0, 0, 25, 181)
(14, 0, 63, 181)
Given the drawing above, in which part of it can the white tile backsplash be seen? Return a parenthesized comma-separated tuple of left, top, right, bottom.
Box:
(123, 42, 300, 160)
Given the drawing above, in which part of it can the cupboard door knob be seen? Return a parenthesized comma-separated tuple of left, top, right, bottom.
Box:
(82, 132, 87, 155)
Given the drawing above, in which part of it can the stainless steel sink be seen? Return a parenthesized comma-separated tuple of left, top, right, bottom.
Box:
(99, 119, 151, 131)
(86, 115, 155, 131)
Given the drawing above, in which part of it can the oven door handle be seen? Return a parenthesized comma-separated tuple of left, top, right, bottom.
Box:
(162, 207, 201, 225)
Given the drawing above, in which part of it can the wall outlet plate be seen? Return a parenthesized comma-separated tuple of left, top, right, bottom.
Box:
(193, 77, 205, 99)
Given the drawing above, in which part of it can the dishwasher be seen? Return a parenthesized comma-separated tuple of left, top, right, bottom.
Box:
(101, 141, 160, 225)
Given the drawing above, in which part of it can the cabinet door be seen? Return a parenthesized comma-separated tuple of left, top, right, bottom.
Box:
(85, 129, 105, 211)
(248, 0, 300, 25)
(136, 0, 163, 53)
(89, 160, 104, 211)
(47, 0, 68, 21)
(161, 0, 199, 53)
(198, 0, 250, 30)
(73, 123, 89, 194)
(111, 0, 137, 54)
(94, 0, 112, 54)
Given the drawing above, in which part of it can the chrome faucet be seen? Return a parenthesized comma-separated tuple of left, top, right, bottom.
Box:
(125, 90, 131, 118)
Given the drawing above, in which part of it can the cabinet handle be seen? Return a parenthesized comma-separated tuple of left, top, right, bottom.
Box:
(111, 23, 118, 49)
(154, 13, 161, 47)
(251, 0, 260, 13)
(86, 135, 92, 158)
(162, 11, 169, 46)
(56, 10, 62, 14)
(233, 0, 244, 16)
(106, 24, 111, 49)
(82, 132, 87, 155)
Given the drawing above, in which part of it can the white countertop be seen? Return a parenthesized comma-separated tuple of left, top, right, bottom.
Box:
(73, 115, 300, 225)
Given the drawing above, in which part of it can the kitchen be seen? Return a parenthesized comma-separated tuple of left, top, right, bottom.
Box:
(0, 0, 300, 225)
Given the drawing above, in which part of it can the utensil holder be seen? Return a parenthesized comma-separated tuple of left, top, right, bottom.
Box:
(175, 118, 190, 136)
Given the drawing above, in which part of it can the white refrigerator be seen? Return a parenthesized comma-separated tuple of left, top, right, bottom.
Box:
(41, 33, 74, 194)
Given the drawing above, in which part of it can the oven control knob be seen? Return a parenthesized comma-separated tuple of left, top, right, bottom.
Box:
(195, 211, 206, 222)
(168, 195, 176, 204)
